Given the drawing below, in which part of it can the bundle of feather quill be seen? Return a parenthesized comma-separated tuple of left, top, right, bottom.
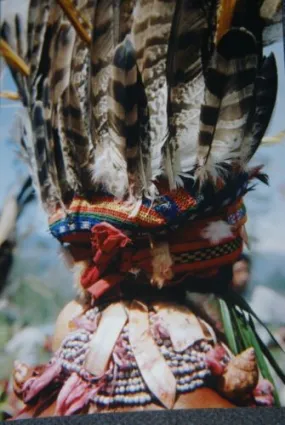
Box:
(0, 0, 282, 217)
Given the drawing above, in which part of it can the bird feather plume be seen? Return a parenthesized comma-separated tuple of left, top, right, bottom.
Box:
(1, 0, 281, 213)
(27, 0, 51, 84)
(260, 0, 282, 46)
(195, 28, 258, 186)
(89, 0, 123, 193)
(163, 0, 210, 189)
(59, 0, 94, 194)
(131, 0, 176, 184)
(240, 53, 278, 163)
(106, 35, 151, 200)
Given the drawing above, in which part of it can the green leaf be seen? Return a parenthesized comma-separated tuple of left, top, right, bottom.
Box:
(227, 307, 281, 407)
(246, 317, 281, 406)
(224, 290, 285, 355)
(219, 291, 283, 407)
(219, 299, 238, 355)
(230, 307, 249, 350)
(249, 317, 285, 385)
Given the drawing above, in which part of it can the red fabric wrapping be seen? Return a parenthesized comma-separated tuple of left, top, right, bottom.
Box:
(79, 214, 244, 300)
(253, 379, 274, 406)
(56, 373, 90, 416)
(22, 362, 62, 403)
(86, 274, 125, 299)
(80, 223, 132, 299)
(205, 345, 228, 376)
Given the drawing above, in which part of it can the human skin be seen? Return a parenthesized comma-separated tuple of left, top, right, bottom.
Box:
(16, 387, 235, 418)
(12, 298, 236, 420)
(232, 260, 250, 293)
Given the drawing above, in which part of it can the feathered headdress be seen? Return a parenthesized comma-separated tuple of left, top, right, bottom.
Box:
(0, 0, 282, 299)
(1, 0, 285, 411)
(0, 0, 281, 212)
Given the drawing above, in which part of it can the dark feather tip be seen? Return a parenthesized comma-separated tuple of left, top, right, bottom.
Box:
(33, 103, 44, 126)
(217, 28, 257, 59)
(246, 53, 278, 161)
(0, 21, 10, 42)
(256, 172, 269, 186)
(113, 37, 136, 71)
(15, 15, 22, 39)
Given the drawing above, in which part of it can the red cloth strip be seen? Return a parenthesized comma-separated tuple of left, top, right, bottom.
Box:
(79, 223, 243, 300)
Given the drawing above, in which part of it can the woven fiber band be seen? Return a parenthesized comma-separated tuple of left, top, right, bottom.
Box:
(48, 172, 251, 241)
(63, 199, 246, 300)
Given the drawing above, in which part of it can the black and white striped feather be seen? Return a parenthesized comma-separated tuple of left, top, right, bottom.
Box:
(107, 36, 151, 200)
(163, 0, 210, 189)
(241, 53, 278, 163)
(1, 0, 281, 213)
(131, 0, 177, 184)
(196, 28, 258, 185)
(89, 0, 126, 197)
(259, 0, 282, 46)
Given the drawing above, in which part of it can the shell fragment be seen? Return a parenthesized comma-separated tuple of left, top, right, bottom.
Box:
(129, 300, 176, 409)
(84, 302, 127, 376)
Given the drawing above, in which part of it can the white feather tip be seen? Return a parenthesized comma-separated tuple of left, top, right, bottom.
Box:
(201, 220, 233, 244)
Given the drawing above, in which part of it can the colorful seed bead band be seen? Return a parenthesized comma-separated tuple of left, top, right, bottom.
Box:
(49, 195, 246, 245)
(22, 304, 219, 410)
(48, 171, 251, 241)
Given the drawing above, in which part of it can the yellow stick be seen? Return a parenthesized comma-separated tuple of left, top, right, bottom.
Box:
(56, 0, 91, 45)
(215, 0, 237, 44)
(0, 91, 20, 101)
(262, 130, 285, 145)
(0, 39, 30, 77)
(69, 0, 92, 31)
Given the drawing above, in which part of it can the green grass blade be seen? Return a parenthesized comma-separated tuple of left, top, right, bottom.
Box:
(249, 317, 285, 385)
(246, 317, 281, 406)
(225, 290, 285, 355)
(219, 298, 238, 355)
(230, 307, 250, 349)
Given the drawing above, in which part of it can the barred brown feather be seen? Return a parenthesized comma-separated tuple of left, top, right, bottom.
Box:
(47, 0, 93, 199)
(90, 0, 129, 198)
(33, 6, 76, 207)
(108, 37, 136, 195)
(27, 0, 51, 83)
(119, 0, 136, 42)
(196, 29, 258, 185)
(60, 0, 94, 193)
(1, 21, 28, 106)
(51, 24, 80, 194)
(90, 0, 116, 141)
(54, 26, 89, 193)
(164, 0, 209, 189)
(108, 36, 152, 198)
(131, 0, 176, 182)
(1, 0, 280, 210)
(15, 15, 24, 59)
(49, 21, 74, 198)
(71, 0, 93, 140)
(260, 0, 282, 46)
(42, 78, 65, 204)
(31, 101, 59, 212)
(241, 53, 278, 163)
